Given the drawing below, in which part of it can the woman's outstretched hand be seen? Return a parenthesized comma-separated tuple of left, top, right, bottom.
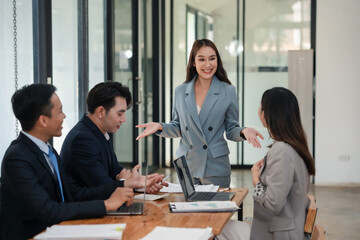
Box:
(241, 127, 264, 148)
(136, 122, 163, 140)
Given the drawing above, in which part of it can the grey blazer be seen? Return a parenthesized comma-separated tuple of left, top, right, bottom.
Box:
(250, 141, 310, 240)
(157, 76, 245, 178)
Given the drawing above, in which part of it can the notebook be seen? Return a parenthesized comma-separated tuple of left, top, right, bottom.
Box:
(106, 162, 148, 215)
(173, 156, 235, 202)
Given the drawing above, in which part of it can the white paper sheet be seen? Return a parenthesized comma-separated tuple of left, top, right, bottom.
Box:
(159, 182, 182, 193)
(160, 183, 219, 193)
(139, 226, 213, 240)
(34, 224, 126, 239)
(134, 194, 169, 201)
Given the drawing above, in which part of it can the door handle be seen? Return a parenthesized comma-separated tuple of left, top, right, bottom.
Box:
(135, 77, 143, 105)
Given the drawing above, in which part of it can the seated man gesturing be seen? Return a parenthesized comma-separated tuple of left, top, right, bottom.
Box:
(61, 81, 167, 193)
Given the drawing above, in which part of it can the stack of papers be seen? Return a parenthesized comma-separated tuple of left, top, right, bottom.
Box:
(139, 226, 213, 240)
(160, 183, 219, 193)
(169, 201, 239, 213)
(34, 224, 126, 239)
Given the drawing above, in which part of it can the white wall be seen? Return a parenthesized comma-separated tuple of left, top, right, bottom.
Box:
(315, 0, 360, 184)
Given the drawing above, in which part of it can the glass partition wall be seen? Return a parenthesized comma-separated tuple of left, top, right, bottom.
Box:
(113, 0, 134, 165)
(52, 0, 106, 152)
(113, 0, 158, 169)
(52, 0, 78, 151)
(243, 0, 311, 165)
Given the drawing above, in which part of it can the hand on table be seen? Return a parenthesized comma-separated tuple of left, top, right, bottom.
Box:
(104, 187, 134, 211)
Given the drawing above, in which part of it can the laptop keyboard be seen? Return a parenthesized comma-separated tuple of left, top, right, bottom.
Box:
(191, 192, 217, 200)
(116, 202, 144, 213)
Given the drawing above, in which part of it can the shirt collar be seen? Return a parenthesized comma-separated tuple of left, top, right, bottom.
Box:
(104, 132, 110, 141)
(21, 130, 51, 154)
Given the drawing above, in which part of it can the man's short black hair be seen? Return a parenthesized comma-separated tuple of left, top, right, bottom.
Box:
(11, 84, 56, 131)
(86, 81, 132, 113)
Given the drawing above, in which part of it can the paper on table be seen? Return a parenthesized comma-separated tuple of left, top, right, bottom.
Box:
(134, 193, 169, 201)
(159, 182, 182, 193)
(160, 182, 219, 193)
(139, 226, 213, 240)
(34, 224, 126, 239)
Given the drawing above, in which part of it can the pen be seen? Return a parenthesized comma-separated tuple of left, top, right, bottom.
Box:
(161, 175, 170, 183)
(219, 188, 229, 192)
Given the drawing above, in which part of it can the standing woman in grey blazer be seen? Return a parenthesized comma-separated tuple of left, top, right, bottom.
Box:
(219, 87, 316, 240)
(136, 39, 263, 187)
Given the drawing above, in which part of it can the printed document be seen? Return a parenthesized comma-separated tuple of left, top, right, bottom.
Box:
(160, 182, 219, 193)
(134, 193, 169, 201)
(34, 223, 126, 239)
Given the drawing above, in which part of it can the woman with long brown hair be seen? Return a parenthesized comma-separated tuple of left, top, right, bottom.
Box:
(136, 39, 263, 187)
(219, 87, 315, 240)
(250, 87, 315, 239)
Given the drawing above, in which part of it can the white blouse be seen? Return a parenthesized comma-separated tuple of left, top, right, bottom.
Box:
(197, 105, 201, 114)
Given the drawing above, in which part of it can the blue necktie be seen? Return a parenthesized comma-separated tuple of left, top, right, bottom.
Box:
(45, 145, 65, 202)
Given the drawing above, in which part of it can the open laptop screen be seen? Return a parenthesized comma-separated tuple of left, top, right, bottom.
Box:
(173, 156, 196, 199)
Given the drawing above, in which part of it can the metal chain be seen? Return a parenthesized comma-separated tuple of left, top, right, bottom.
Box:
(13, 0, 19, 137)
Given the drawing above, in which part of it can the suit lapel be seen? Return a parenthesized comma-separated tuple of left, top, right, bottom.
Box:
(185, 78, 203, 132)
(199, 76, 220, 126)
(19, 133, 60, 189)
(82, 115, 112, 170)
(260, 155, 267, 176)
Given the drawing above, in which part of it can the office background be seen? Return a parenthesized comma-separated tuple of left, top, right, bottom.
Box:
(0, 0, 359, 185)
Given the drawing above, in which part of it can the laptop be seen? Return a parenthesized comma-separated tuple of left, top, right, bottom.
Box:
(106, 163, 148, 215)
(173, 156, 235, 201)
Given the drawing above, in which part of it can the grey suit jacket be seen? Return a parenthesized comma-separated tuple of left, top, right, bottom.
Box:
(157, 76, 245, 178)
(250, 141, 310, 240)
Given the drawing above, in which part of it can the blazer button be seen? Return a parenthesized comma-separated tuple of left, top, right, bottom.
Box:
(190, 145, 193, 149)
(186, 126, 188, 131)
(208, 126, 213, 131)
(203, 145, 207, 150)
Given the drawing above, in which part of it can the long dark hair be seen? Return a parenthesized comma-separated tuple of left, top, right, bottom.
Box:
(261, 87, 315, 175)
(185, 39, 231, 84)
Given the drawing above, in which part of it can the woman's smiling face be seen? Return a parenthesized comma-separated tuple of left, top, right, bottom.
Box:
(193, 46, 218, 81)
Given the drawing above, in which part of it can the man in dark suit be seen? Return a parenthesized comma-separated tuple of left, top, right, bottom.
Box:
(0, 84, 134, 239)
(61, 82, 166, 192)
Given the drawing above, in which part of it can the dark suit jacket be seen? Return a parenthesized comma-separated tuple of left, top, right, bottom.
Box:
(61, 115, 123, 187)
(0, 133, 119, 239)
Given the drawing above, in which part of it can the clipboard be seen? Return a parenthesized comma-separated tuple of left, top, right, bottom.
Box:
(169, 201, 239, 213)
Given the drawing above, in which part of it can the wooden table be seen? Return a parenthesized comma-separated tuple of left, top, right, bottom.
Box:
(59, 188, 248, 240)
